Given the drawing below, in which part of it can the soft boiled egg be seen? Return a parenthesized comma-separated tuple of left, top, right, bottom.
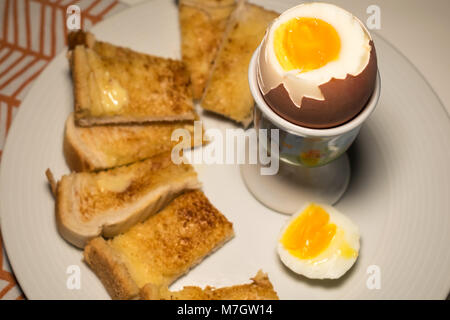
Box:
(277, 203, 360, 279)
(257, 2, 377, 129)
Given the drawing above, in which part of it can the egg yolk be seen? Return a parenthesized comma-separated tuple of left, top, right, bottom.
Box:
(281, 203, 337, 259)
(273, 17, 341, 72)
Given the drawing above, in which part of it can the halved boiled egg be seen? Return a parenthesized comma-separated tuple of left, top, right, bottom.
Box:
(277, 203, 360, 279)
(257, 2, 377, 129)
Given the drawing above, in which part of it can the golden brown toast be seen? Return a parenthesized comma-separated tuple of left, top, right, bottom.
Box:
(179, 0, 236, 99)
(84, 190, 234, 300)
(140, 270, 279, 300)
(201, 2, 278, 126)
(68, 31, 196, 126)
(54, 152, 200, 248)
(64, 113, 204, 172)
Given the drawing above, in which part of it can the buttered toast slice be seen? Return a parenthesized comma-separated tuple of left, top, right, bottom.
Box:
(140, 270, 279, 300)
(68, 31, 196, 126)
(64, 113, 203, 172)
(84, 191, 234, 300)
(54, 153, 200, 248)
(201, 2, 278, 126)
(179, 0, 236, 99)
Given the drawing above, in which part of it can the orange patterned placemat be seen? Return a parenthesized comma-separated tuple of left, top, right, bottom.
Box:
(0, 0, 129, 300)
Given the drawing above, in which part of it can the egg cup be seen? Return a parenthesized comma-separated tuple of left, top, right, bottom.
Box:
(240, 48, 381, 214)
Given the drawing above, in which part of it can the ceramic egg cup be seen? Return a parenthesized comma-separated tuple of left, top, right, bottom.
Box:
(240, 48, 381, 214)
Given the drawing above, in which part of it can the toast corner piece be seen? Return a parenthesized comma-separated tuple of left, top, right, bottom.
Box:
(240, 112, 253, 128)
(211, 270, 279, 300)
(140, 269, 279, 300)
(250, 270, 279, 300)
(84, 237, 139, 300)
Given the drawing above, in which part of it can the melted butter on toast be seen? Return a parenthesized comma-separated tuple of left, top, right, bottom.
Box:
(86, 49, 129, 115)
(95, 171, 134, 193)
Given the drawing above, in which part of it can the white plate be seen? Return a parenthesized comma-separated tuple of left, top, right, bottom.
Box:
(1, 0, 449, 300)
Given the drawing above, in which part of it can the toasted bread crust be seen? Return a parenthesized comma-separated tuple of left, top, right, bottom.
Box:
(63, 113, 204, 172)
(56, 153, 201, 248)
(84, 191, 234, 299)
(140, 270, 279, 300)
(45, 169, 57, 196)
(179, 0, 236, 99)
(84, 238, 139, 300)
(72, 46, 92, 125)
(68, 30, 95, 50)
(201, 2, 278, 126)
(63, 120, 94, 171)
(69, 31, 196, 126)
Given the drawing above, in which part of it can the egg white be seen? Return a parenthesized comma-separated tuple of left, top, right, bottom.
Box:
(277, 203, 360, 279)
(258, 2, 372, 106)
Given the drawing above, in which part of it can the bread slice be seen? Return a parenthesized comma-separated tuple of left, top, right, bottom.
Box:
(64, 113, 204, 172)
(140, 270, 279, 300)
(55, 152, 200, 248)
(84, 190, 234, 300)
(179, 0, 236, 99)
(68, 31, 196, 126)
(201, 1, 278, 126)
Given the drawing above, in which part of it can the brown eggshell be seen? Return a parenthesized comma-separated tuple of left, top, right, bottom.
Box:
(262, 41, 378, 129)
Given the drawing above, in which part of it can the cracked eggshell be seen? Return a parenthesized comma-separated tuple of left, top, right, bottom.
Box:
(257, 3, 378, 129)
